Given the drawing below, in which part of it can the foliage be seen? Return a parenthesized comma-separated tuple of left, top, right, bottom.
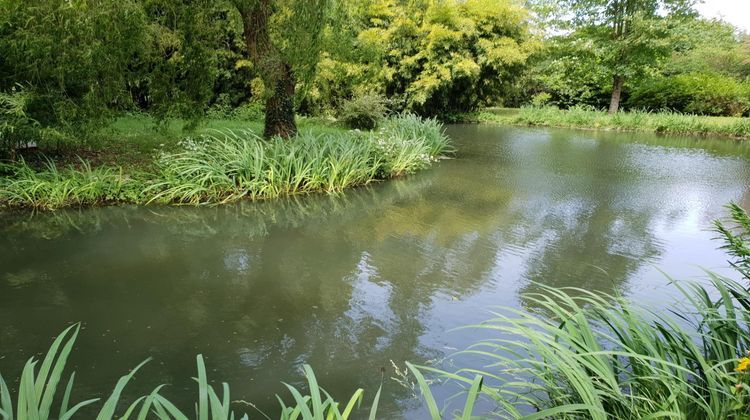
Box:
(528, 0, 698, 112)
(526, 34, 618, 109)
(422, 273, 750, 418)
(148, 114, 450, 203)
(472, 107, 750, 139)
(628, 72, 750, 116)
(0, 324, 380, 419)
(522, 10, 750, 116)
(407, 204, 750, 418)
(667, 18, 750, 81)
(135, 1, 238, 120)
(0, 158, 145, 210)
(338, 93, 388, 130)
(0, 0, 148, 133)
(0, 324, 149, 420)
(0, 88, 37, 157)
(0, 115, 452, 210)
(714, 203, 750, 281)
(310, 0, 540, 117)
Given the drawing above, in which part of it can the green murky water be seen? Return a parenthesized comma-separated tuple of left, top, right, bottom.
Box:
(2, 125, 750, 417)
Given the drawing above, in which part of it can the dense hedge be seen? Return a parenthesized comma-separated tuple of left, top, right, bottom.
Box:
(627, 72, 750, 117)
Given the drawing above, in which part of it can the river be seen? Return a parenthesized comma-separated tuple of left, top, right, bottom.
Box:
(2, 125, 750, 417)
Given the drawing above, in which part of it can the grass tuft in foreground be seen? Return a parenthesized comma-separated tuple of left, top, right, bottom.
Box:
(420, 274, 750, 419)
(410, 202, 750, 419)
(0, 324, 382, 420)
(0, 114, 453, 210)
(468, 106, 750, 139)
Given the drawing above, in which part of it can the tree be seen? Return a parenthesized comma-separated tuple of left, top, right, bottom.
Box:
(535, 0, 697, 113)
(308, 0, 539, 117)
(0, 0, 147, 132)
(232, 0, 327, 138)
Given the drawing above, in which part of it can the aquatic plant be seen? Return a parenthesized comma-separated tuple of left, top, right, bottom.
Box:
(399, 204, 750, 419)
(714, 202, 750, 281)
(0, 324, 382, 420)
(4, 274, 747, 419)
(420, 274, 750, 419)
(0, 115, 453, 210)
(0, 158, 144, 210)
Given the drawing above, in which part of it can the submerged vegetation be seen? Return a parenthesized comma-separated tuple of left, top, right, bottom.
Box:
(0, 115, 452, 210)
(466, 107, 750, 139)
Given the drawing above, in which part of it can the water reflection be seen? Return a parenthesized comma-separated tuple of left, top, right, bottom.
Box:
(2, 125, 749, 416)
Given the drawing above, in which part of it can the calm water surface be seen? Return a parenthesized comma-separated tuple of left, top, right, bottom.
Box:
(2, 125, 750, 417)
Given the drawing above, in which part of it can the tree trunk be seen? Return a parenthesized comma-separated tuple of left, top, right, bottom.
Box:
(239, 1, 297, 138)
(263, 63, 297, 138)
(608, 75, 625, 114)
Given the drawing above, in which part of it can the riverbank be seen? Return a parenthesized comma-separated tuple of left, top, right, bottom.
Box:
(461, 107, 750, 139)
(0, 114, 453, 210)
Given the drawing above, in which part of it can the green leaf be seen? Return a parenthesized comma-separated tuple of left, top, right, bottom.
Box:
(96, 358, 151, 420)
(405, 362, 440, 420)
(460, 375, 482, 420)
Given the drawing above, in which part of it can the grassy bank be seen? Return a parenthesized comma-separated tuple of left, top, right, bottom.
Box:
(0, 115, 453, 210)
(464, 107, 750, 139)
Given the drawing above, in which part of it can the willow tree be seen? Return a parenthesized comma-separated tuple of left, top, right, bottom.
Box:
(232, 0, 327, 138)
(536, 0, 697, 113)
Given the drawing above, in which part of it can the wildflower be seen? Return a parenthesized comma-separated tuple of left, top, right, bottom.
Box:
(736, 357, 750, 373)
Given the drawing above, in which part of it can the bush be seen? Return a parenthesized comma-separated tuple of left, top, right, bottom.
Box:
(0, 89, 39, 158)
(628, 72, 750, 117)
(231, 101, 265, 121)
(530, 92, 552, 108)
(338, 93, 388, 130)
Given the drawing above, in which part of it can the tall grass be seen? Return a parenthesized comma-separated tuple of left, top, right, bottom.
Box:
(471, 106, 750, 139)
(409, 202, 750, 419)
(0, 114, 453, 210)
(0, 158, 144, 210)
(714, 202, 750, 281)
(420, 274, 750, 419)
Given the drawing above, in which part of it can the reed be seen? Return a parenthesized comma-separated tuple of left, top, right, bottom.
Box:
(0, 115, 453, 210)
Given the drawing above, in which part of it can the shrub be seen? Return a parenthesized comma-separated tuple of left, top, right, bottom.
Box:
(338, 93, 388, 130)
(0, 89, 39, 158)
(530, 92, 552, 108)
(231, 101, 265, 121)
(628, 72, 750, 117)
